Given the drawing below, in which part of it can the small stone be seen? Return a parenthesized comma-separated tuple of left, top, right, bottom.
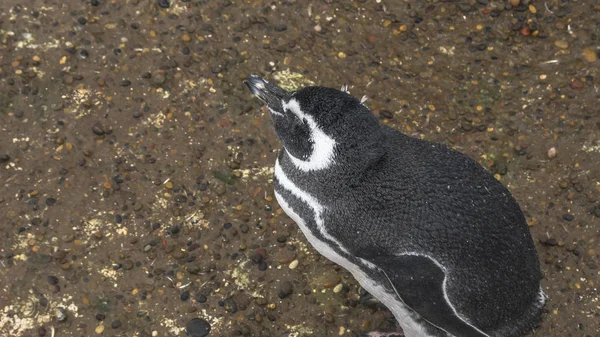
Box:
(47, 275, 59, 285)
(151, 72, 166, 86)
(563, 214, 574, 221)
(570, 80, 584, 90)
(133, 111, 143, 118)
(195, 295, 207, 303)
(224, 298, 237, 313)
(120, 80, 131, 87)
(111, 320, 121, 329)
(45, 198, 57, 206)
(288, 260, 299, 269)
(380, 110, 393, 119)
(157, 0, 170, 8)
(520, 26, 531, 36)
(95, 324, 105, 334)
(554, 40, 569, 49)
(277, 281, 293, 299)
(0, 154, 10, 163)
(240, 223, 249, 233)
(543, 238, 558, 246)
(55, 307, 67, 322)
(547, 147, 557, 159)
(509, 0, 520, 6)
(122, 260, 134, 270)
(92, 124, 105, 136)
(333, 283, 344, 293)
(582, 48, 597, 63)
(165, 181, 174, 190)
(181, 291, 190, 301)
(274, 24, 287, 32)
(185, 318, 211, 337)
(182, 34, 191, 42)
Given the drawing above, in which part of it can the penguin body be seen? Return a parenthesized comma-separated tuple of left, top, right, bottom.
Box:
(244, 76, 545, 337)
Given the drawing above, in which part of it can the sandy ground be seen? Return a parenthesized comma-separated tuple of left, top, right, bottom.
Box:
(0, 1, 598, 337)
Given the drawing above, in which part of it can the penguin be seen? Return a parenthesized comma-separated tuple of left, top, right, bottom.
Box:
(244, 75, 545, 337)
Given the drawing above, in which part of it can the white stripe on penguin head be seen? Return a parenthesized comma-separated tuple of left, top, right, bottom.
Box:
(282, 98, 336, 171)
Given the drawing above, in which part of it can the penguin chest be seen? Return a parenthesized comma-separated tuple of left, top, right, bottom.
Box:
(273, 163, 434, 337)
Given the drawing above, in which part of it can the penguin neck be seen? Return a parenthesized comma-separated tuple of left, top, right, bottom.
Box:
(278, 139, 387, 196)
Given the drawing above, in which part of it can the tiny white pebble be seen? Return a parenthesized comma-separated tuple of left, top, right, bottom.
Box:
(547, 147, 557, 159)
(288, 259, 299, 269)
(314, 24, 322, 32)
(152, 331, 158, 337)
(333, 283, 343, 293)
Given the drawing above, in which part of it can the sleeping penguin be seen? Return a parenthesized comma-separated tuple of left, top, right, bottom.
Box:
(244, 75, 545, 337)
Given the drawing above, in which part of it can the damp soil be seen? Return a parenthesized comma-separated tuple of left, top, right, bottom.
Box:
(0, 1, 598, 337)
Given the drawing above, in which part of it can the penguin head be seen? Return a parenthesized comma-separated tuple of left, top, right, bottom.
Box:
(244, 75, 383, 171)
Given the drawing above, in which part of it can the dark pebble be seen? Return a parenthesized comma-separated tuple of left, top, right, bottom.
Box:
(77, 17, 87, 25)
(240, 223, 249, 233)
(563, 214, 574, 221)
(543, 238, 558, 246)
(45, 198, 57, 206)
(380, 110, 393, 119)
(457, 3, 474, 12)
(133, 111, 143, 118)
(120, 80, 131, 87)
(175, 195, 188, 203)
(186, 318, 211, 337)
(122, 260, 134, 270)
(224, 298, 237, 313)
(0, 154, 10, 163)
(47, 275, 59, 285)
(223, 223, 232, 229)
(258, 261, 268, 271)
(277, 281, 293, 299)
(181, 291, 190, 301)
(196, 295, 207, 303)
(274, 24, 287, 32)
(111, 320, 121, 329)
(96, 313, 105, 321)
(92, 124, 105, 136)
(157, 0, 170, 8)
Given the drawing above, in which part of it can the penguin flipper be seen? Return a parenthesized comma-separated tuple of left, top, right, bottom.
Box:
(369, 254, 490, 337)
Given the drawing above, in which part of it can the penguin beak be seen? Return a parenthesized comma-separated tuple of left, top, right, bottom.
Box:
(244, 75, 289, 116)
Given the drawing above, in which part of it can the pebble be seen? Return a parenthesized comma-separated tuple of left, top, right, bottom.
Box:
(582, 49, 597, 63)
(547, 147, 557, 159)
(45, 198, 57, 206)
(47, 275, 59, 285)
(563, 214, 574, 221)
(133, 111, 143, 118)
(111, 320, 121, 329)
(120, 80, 131, 87)
(333, 283, 344, 293)
(554, 40, 569, 49)
(151, 72, 166, 86)
(95, 324, 105, 334)
(0, 154, 10, 163)
(509, 0, 520, 6)
(274, 24, 287, 32)
(181, 291, 190, 301)
(157, 0, 170, 8)
(570, 80, 584, 90)
(277, 281, 293, 299)
(185, 318, 211, 337)
(55, 307, 67, 322)
(92, 124, 105, 136)
(288, 260, 299, 269)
